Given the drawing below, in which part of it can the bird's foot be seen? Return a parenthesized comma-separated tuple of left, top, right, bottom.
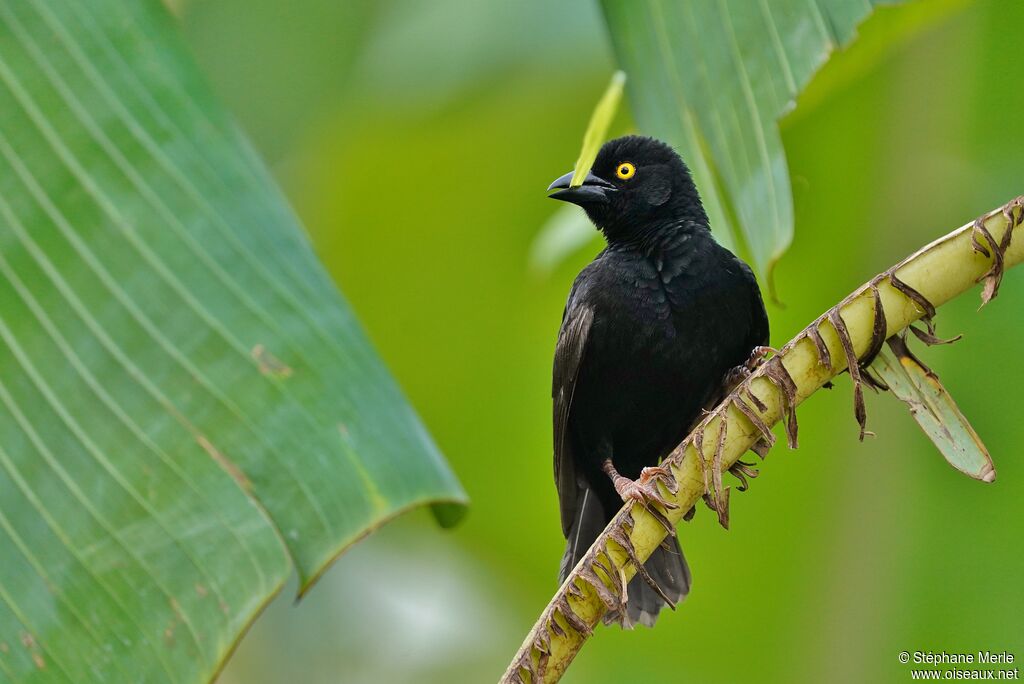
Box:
(603, 459, 679, 535)
(723, 345, 779, 394)
(610, 474, 679, 511)
(638, 464, 679, 495)
(722, 365, 750, 393)
(745, 345, 777, 371)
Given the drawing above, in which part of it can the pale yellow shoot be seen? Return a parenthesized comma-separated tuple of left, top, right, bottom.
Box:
(570, 71, 627, 188)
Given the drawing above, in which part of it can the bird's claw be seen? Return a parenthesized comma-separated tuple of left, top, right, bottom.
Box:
(638, 464, 678, 494)
(611, 474, 679, 511)
(722, 364, 750, 392)
(602, 458, 678, 535)
(723, 346, 778, 394)
(746, 345, 776, 371)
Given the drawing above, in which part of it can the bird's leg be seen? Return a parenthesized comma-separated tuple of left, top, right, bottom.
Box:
(601, 459, 679, 512)
(722, 345, 778, 394)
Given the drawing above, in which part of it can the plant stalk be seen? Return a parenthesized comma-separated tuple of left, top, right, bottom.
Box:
(501, 197, 1023, 683)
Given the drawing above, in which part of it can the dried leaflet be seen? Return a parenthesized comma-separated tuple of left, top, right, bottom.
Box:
(860, 365, 889, 392)
(554, 595, 591, 636)
(864, 280, 888, 367)
(640, 501, 675, 537)
(749, 438, 771, 460)
(579, 565, 617, 612)
(908, 324, 961, 346)
(729, 461, 759, 492)
(731, 394, 775, 449)
(970, 197, 1022, 305)
(745, 387, 768, 413)
(631, 555, 674, 605)
(971, 219, 1004, 304)
(807, 321, 832, 369)
(827, 308, 869, 440)
(692, 427, 712, 503)
(611, 513, 669, 604)
(592, 553, 618, 592)
(711, 417, 729, 528)
(763, 357, 799, 448)
(889, 272, 936, 321)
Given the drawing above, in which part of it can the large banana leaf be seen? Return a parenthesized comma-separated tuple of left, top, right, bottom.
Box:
(0, 1, 466, 682)
(600, 0, 914, 285)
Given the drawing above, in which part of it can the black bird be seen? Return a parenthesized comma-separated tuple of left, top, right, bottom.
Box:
(548, 135, 769, 627)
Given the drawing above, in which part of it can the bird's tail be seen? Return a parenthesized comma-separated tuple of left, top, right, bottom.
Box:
(613, 536, 690, 628)
(558, 487, 606, 583)
(559, 487, 691, 628)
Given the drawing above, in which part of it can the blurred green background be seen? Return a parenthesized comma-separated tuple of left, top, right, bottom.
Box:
(176, 0, 1024, 681)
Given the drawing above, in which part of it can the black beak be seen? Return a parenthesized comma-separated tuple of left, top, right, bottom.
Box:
(547, 170, 616, 205)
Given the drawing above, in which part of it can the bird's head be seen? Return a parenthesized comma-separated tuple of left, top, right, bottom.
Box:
(547, 135, 707, 244)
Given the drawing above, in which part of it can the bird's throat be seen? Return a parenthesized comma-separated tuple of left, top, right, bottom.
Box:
(606, 217, 711, 256)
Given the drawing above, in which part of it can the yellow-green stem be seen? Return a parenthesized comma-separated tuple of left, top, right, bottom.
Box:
(501, 198, 1023, 683)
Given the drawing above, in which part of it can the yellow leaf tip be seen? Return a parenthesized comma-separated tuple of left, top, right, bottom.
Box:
(569, 70, 629, 188)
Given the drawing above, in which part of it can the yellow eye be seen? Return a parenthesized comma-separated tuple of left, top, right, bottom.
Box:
(615, 162, 636, 180)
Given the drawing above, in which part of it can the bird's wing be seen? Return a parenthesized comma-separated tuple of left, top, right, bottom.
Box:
(552, 300, 594, 537)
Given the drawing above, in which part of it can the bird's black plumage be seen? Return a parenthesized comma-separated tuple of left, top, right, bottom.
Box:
(549, 136, 769, 627)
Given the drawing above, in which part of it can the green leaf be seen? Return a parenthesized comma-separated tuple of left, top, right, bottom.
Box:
(870, 339, 995, 482)
(599, 0, 909, 285)
(569, 70, 626, 187)
(0, 2, 466, 682)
